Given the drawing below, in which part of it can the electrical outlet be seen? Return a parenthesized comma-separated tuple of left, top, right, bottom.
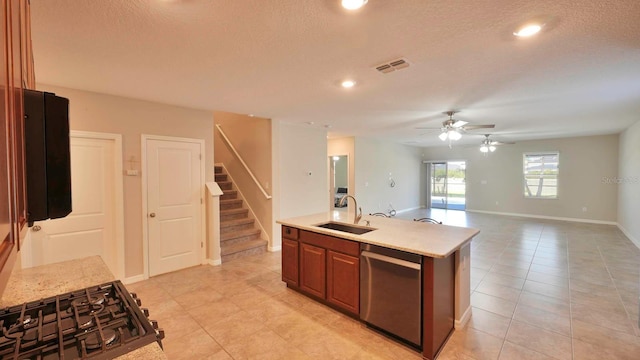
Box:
(495, 201, 499, 206)
(582, 207, 587, 212)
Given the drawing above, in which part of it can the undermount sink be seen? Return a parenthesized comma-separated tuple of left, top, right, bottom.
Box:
(315, 222, 376, 235)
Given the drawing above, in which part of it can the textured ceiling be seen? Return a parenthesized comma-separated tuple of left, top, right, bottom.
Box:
(31, 0, 640, 146)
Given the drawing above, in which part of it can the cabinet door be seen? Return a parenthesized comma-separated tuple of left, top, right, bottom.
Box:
(0, 0, 14, 269)
(327, 250, 359, 314)
(299, 243, 326, 299)
(282, 238, 299, 286)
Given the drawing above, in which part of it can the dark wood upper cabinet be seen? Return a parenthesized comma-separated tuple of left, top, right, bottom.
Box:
(0, 0, 35, 294)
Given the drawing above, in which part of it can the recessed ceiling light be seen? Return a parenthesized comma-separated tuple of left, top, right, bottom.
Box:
(341, 80, 356, 88)
(248, 114, 255, 117)
(342, 0, 368, 10)
(513, 24, 542, 37)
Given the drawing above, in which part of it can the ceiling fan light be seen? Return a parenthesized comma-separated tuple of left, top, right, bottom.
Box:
(489, 145, 496, 152)
(449, 130, 462, 141)
(438, 132, 448, 141)
(514, 24, 542, 37)
(480, 145, 488, 153)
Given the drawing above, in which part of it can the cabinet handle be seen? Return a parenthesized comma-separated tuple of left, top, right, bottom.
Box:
(149, 213, 156, 218)
(32, 225, 42, 232)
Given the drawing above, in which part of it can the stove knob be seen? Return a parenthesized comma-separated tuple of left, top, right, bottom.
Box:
(142, 308, 150, 317)
(135, 298, 142, 306)
(151, 320, 158, 329)
(130, 292, 138, 299)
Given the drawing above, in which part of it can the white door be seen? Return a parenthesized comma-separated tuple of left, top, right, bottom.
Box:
(145, 138, 202, 277)
(23, 132, 124, 278)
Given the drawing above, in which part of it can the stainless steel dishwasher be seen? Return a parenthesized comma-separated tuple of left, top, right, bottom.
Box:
(360, 243, 422, 347)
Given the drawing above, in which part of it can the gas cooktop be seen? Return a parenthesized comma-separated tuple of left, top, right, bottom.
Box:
(0, 281, 164, 359)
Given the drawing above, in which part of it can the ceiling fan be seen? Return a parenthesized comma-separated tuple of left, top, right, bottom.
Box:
(479, 134, 515, 153)
(416, 111, 495, 142)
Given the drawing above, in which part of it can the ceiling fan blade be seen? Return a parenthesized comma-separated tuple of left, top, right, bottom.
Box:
(491, 141, 516, 145)
(414, 127, 443, 130)
(451, 120, 468, 128)
(463, 124, 495, 130)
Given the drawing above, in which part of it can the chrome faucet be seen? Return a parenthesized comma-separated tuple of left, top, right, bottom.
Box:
(339, 195, 362, 225)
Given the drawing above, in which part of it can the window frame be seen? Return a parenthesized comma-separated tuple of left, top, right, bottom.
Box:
(523, 151, 560, 200)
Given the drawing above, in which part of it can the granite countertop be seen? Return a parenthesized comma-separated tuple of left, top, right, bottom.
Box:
(277, 212, 479, 258)
(0, 256, 167, 359)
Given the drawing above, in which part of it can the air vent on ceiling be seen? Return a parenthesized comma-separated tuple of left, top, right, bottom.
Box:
(374, 58, 410, 74)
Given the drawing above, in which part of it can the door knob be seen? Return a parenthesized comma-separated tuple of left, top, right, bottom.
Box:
(32, 225, 42, 232)
(149, 213, 156, 218)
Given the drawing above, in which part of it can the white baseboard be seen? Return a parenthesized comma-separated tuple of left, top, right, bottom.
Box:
(395, 206, 422, 215)
(466, 209, 617, 225)
(208, 258, 222, 266)
(268, 245, 282, 252)
(455, 306, 472, 329)
(617, 223, 640, 250)
(122, 275, 145, 285)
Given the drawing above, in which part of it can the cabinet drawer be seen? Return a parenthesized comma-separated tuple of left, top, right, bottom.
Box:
(282, 226, 299, 240)
(300, 230, 359, 257)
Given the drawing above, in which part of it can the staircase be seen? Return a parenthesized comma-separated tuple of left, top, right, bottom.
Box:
(215, 165, 268, 262)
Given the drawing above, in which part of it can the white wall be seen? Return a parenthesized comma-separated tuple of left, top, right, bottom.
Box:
(617, 120, 640, 247)
(37, 84, 214, 278)
(422, 134, 619, 223)
(275, 122, 328, 243)
(354, 138, 424, 214)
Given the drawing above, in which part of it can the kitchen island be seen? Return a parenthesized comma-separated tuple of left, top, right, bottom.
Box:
(277, 212, 479, 360)
(0, 256, 166, 360)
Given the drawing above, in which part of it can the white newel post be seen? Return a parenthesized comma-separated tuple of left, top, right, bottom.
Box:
(206, 182, 224, 265)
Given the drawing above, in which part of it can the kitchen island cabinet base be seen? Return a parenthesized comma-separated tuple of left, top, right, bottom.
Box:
(423, 255, 455, 360)
(281, 225, 457, 360)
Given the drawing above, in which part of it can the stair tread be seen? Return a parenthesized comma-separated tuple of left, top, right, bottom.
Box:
(220, 198, 242, 203)
(221, 239, 267, 256)
(221, 228, 260, 241)
(220, 218, 254, 227)
(220, 208, 248, 215)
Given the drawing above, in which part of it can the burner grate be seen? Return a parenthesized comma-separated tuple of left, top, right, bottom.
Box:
(0, 281, 163, 359)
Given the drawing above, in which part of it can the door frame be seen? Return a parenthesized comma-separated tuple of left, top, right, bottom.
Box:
(141, 134, 206, 280)
(21, 131, 125, 279)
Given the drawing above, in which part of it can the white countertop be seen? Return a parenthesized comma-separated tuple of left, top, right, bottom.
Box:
(277, 212, 479, 258)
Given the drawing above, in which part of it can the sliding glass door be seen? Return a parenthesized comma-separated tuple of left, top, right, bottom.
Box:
(431, 163, 447, 209)
(429, 161, 466, 210)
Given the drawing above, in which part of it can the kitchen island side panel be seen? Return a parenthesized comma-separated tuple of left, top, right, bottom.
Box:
(422, 254, 455, 360)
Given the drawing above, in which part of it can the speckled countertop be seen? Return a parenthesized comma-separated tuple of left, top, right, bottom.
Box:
(277, 212, 479, 258)
(0, 256, 167, 359)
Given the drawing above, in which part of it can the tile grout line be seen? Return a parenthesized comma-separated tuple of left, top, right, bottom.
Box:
(595, 241, 638, 336)
(566, 231, 575, 360)
(495, 224, 543, 359)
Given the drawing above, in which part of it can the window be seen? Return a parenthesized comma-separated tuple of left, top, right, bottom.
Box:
(523, 152, 559, 199)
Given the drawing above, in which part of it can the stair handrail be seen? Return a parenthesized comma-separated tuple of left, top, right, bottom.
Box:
(216, 124, 272, 200)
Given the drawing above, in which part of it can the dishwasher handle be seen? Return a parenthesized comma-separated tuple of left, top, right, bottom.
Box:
(361, 250, 421, 270)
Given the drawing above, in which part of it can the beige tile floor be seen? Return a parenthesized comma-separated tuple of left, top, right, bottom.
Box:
(127, 209, 640, 359)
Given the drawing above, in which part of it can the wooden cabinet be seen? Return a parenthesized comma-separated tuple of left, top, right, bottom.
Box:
(281, 238, 299, 286)
(281, 226, 299, 286)
(299, 243, 326, 298)
(0, 0, 34, 294)
(326, 250, 359, 314)
(281, 226, 360, 316)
